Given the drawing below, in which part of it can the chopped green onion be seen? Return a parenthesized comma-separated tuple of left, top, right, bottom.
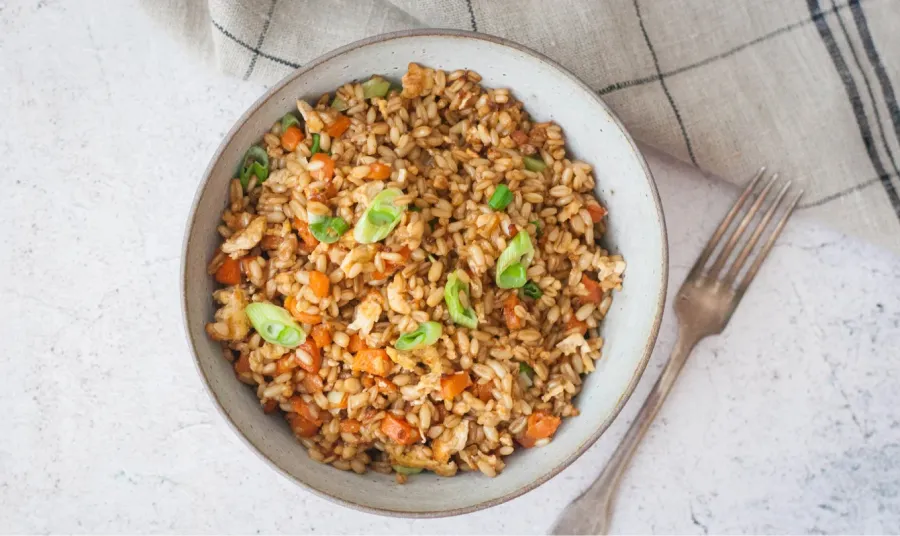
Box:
(392, 465, 423, 475)
(488, 184, 513, 211)
(521, 281, 543, 299)
(530, 219, 542, 238)
(495, 232, 535, 289)
(444, 271, 478, 328)
(310, 133, 321, 155)
(428, 254, 437, 263)
(408, 204, 422, 212)
(395, 321, 442, 351)
(239, 146, 269, 190)
(309, 215, 349, 244)
(331, 96, 349, 111)
(519, 362, 535, 378)
(353, 188, 407, 244)
(281, 113, 301, 131)
(498, 263, 527, 289)
(362, 76, 391, 99)
(523, 155, 547, 172)
(245, 302, 306, 348)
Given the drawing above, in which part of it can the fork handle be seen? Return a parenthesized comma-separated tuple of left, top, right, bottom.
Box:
(551, 330, 700, 535)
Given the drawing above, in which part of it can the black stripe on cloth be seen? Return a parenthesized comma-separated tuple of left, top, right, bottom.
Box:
(799, 176, 883, 209)
(598, 0, 865, 96)
(465, 0, 478, 31)
(850, 0, 900, 150)
(211, 19, 300, 69)
(243, 0, 278, 80)
(831, 0, 900, 181)
(808, 0, 900, 219)
(632, 0, 697, 165)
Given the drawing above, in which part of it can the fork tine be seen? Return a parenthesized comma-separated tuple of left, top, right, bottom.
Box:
(735, 190, 803, 298)
(724, 180, 792, 285)
(689, 167, 766, 279)
(707, 173, 780, 278)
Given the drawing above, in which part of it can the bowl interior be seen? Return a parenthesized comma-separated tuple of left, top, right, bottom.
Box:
(183, 31, 666, 516)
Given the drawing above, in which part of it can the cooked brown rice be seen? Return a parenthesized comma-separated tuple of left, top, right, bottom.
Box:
(205, 63, 625, 480)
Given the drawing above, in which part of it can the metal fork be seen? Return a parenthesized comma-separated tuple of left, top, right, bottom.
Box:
(552, 168, 803, 535)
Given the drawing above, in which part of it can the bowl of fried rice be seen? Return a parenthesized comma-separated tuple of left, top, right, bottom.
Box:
(182, 29, 667, 516)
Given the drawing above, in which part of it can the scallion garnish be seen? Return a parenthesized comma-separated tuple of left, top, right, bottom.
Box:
(488, 184, 513, 211)
(245, 302, 306, 348)
(281, 113, 301, 131)
(309, 214, 349, 244)
(331, 96, 349, 111)
(362, 76, 391, 99)
(239, 146, 269, 190)
(495, 232, 535, 289)
(521, 280, 542, 299)
(394, 321, 442, 351)
(353, 188, 407, 244)
(523, 155, 547, 172)
(310, 133, 321, 155)
(444, 271, 478, 328)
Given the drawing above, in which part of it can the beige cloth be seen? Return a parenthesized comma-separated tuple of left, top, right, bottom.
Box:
(144, 0, 900, 252)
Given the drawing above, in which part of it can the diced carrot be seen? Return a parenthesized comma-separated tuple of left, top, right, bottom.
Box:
(286, 413, 320, 438)
(284, 295, 323, 324)
(361, 375, 375, 388)
(324, 114, 351, 138)
(281, 125, 304, 151)
(352, 348, 392, 377)
(381, 413, 417, 445)
(310, 323, 332, 348)
(348, 333, 365, 352)
(566, 316, 588, 336)
(214, 257, 242, 285)
(517, 410, 561, 448)
(290, 396, 324, 426)
(296, 339, 321, 374)
(586, 203, 608, 223)
(275, 354, 299, 375)
(303, 373, 324, 393)
(474, 381, 493, 403)
(309, 270, 330, 298)
(367, 162, 392, 180)
(234, 353, 252, 377)
(340, 419, 362, 433)
(293, 218, 320, 251)
(440, 371, 472, 401)
(503, 293, 524, 330)
(310, 153, 335, 180)
(374, 376, 399, 394)
(263, 399, 278, 414)
(580, 275, 603, 304)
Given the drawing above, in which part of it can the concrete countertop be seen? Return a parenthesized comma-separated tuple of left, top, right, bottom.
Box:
(2, 1, 899, 533)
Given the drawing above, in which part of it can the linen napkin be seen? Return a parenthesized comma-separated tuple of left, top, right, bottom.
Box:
(143, 0, 900, 252)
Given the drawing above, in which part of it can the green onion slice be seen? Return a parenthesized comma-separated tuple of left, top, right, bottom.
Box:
(521, 280, 542, 300)
(310, 133, 321, 155)
(245, 302, 306, 348)
(392, 465, 423, 475)
(488, 184, 513, 211)
(362, 76, 391, 99)
(281, 113, 301, 131)
(530, 219, 542, 238)
(523, 155, 547, 172)
(444, 271, 478, 328)
(331, 96, 349, 112)
(309, 214, 349, 244)
(394, 321, 442, 351)
(239, 146, 270, 190)
(495, 232, 535, 289)
(353, 188, 407, 244)
(519, 362, 535, 378)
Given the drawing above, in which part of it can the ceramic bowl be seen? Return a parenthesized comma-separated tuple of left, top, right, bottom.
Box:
(182, 29, 667, 517)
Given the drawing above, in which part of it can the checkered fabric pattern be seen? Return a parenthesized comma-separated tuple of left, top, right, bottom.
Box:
(143, 0, 900, 251)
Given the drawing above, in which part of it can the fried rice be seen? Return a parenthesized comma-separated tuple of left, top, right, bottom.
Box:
(205, 63, 625, 481)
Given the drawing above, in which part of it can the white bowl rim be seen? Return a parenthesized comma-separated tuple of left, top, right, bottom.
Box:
(181, 28, 668, 518)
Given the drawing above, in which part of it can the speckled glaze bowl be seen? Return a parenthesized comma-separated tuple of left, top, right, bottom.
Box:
(182, 30, 667, 517)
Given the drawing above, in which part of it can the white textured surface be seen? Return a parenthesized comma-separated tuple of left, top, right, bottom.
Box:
(2, 1, 899, 533)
